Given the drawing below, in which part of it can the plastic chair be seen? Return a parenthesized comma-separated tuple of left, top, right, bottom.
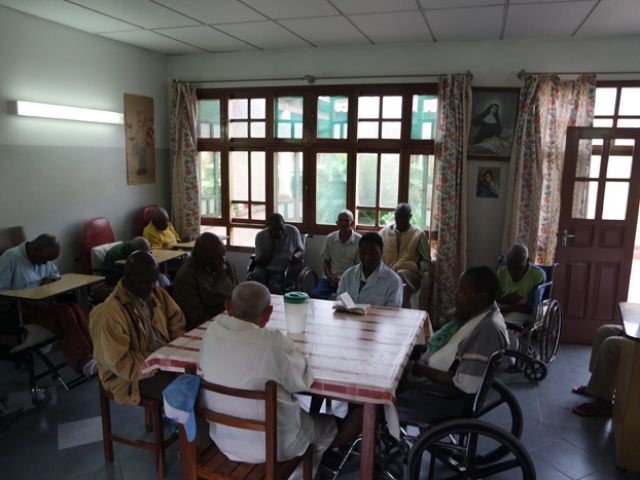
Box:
(79, 217, 116, 275)
(138, 205, 158, 236)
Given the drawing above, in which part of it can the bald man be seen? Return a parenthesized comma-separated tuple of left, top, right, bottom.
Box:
(172, 233, 238, 331)
(90, 251, 186, 405)
(142, 207, 191, 249)
(0, 234, 98, 377)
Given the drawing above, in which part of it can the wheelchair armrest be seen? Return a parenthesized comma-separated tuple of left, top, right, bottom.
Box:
(410, 344, 429, 361)
(397, 378, 468, 401)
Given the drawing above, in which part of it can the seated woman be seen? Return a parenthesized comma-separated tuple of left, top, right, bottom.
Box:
(336, 232, 403, 307)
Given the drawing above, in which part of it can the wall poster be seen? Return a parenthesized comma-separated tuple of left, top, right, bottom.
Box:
(124, 94, 155, 185)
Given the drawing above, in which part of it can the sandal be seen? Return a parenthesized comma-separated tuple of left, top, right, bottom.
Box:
(572, 402, 612, 417)
(571, 385, 590, 396)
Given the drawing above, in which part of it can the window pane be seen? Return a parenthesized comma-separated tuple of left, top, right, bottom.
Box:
(357, 209, 376, 226)
(229, 99, 248, 119)
(379, 153, 399, 208)
(276, 151, 304, 223)
(358, 121, 378, 139)
(409, 154, 434, 229)
(316, 153, 347, 225)
(230, 227, 258, 247)
(276, 96, 303, 139)
(318, 96, 348, 139)
(250, 151, 265, 202)
(576, 139, 600, 178)
(379, 211, 395, 226)
(619, 88, 640, 115)
(572, 181, 598, 219)
(606, 155, 633, 179)
(592, 118, 612, 146)
(358, 96, 379, 119)
(251, 204, 266, 221)
(231, 202, 249, 220)
(250, 98, 266, 119)
(230, 152, 248, 201)
(357, 153, 378, 207)
(200, 225, 226, 238)
(411, 95, 437, 140)
(200, 151, 222, 218)
(382, 96, 402, 119)
(594, 88, 616, 116)
(229, 121, 248, 138)
(197, 100, 220, 139)
(615, 122, 639, 146)
(251, 121, 266, 138)
(602, 182, 629, 220)
(381, 121, 401, 139)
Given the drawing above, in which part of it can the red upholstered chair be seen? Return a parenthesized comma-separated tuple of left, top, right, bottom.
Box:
(138, 205, 158, 236)
(79, 217, 115, 275)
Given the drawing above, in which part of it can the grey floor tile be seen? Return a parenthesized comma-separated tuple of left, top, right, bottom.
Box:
(54, 440, 115, 479)
(519, 420, 561, 451)
(578, 465, 640, 479)
(531, 439, 608, 479)
(530, 456, 573, 480)
(65, 466, 123, 480)
(119, 442, 180, 480)
(58, 415, 103, 449)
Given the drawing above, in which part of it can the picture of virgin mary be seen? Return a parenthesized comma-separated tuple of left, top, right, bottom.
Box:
(468, 90, 518, 158)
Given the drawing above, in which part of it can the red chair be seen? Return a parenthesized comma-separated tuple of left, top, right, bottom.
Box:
(79, 217, 115, 275)
(138, 205, 158, 236)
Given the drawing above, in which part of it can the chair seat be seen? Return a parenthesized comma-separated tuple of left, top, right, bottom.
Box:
(199, 442, 306, 480)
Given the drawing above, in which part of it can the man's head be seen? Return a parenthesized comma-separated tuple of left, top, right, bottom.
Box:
(359, 232, 383, 272)
(455, 266, 500, 317)
(193, 233, 225, 273)
(151, 208, 170, 231)
(336, 210, 354, 234)
(122, 250, 159, 299)
(506, 244, 529, 282)
(225, 281, 272, 327)
(27, 234, 61, 266)
(267, 213, 285, 242)
(130, 236, 150, 253)
(394, 203, 412, 233)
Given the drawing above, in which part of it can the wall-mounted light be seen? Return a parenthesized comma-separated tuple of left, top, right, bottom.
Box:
(7, 100, 124, 124)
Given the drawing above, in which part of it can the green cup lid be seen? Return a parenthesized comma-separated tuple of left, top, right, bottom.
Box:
(284, 292, 309, 304)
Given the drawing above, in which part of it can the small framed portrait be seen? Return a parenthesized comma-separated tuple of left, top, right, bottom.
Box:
(476, 166, 501, 198)
(468, 88, 520, 161)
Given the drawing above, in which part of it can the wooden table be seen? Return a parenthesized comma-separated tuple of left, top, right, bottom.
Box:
(116, 249, 188, 272)
(172, 236, 228, 250)
(614, 302, 640, 473)
(141, 296, 429, 479)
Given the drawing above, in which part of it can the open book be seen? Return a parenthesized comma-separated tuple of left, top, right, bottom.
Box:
(333, 292, 372, 315)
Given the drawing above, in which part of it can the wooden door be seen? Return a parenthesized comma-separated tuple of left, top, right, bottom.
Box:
(555, 127, 640, 343)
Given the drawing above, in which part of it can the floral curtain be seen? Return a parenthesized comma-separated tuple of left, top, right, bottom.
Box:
(170, 81, 200, 238)
(502, 74, 596, 265)
(430, 74, 472, 322)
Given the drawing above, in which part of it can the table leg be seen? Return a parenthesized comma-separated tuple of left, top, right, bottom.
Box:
(360, 403, 377, 479)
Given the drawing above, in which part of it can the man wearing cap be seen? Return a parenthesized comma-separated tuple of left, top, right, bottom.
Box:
(90, 250, 186, 404)
(199, 282, 362, 479)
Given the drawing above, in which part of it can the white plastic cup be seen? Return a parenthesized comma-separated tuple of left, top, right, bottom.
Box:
(283, 292, 310, 334)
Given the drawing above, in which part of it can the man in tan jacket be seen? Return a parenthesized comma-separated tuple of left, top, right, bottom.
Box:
(379, 203, 431, 309)
(90, 250, 185, 405)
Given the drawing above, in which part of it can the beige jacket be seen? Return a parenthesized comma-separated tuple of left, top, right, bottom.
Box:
(90, 280, 185, 405)
(380, 224, 425, 277)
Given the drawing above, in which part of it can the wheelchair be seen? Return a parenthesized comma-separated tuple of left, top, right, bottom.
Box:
(497, 259, 564, 382)
(320, 350, 534, 480)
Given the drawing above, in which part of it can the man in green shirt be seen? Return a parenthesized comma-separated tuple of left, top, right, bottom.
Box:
(101, 237, 168, 288)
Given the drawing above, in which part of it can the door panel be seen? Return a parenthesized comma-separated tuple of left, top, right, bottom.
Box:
(556, 127, 640, 343)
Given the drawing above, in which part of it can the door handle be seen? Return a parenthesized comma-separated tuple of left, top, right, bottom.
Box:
(562, 229, 576, 246)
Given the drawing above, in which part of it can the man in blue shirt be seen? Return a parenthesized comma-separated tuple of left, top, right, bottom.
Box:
(0, 234, 97, 377)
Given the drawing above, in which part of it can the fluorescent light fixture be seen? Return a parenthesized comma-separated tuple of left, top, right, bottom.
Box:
(7, 100, 124, 124)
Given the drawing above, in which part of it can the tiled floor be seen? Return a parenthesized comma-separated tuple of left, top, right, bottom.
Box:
(1, 344, 639, 480)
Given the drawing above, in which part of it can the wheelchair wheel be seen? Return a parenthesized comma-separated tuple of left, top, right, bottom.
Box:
(407, 419, 535, 480)
(31, 387, 51, 408)
(539, 299, 562, 364)
(524, 359, 547, 382)
(295, 267, 319, 296)
(474, 380, 524, 464)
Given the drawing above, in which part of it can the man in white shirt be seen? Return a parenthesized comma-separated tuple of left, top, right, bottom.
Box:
(199, 282, 362, 479)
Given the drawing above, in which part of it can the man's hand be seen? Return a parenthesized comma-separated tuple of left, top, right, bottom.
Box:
(329, 275, 340, 288)
(498, 292, 524, 305)
(40, 276, 60, 286)
(289, 251, 303, 265)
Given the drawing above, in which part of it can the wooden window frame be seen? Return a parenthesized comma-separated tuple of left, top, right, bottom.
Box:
(593, 81, 640, 157)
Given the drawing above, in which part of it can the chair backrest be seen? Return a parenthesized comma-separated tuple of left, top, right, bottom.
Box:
(138, 205, 158, 236)
(79, 218, 115, 274)
(472, 350, 504, 416)
(185, 364, 278, 476)
(0, 226, 27, 257)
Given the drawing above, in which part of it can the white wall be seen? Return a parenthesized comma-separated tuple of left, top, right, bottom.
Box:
(0, 7, 171, 273)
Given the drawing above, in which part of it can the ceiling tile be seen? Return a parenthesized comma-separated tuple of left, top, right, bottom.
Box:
(0, 0, 139, 33)
(153, 25, 257, 52)
(214, 21, 313, 49)
(239, 0, 339, 20)
(100, 30, 205, 54)
(505, 1, 597, 40)
(510, 0, 588, 3)
(70, 0, 199, 29)
(420, 0, 503, 9)
(426, 6, 503, 41)
(330, 0, 418, 15)
(151, 0, 267, 24)
(576, 0, 640, 37)
(348, 11, 433, 44)
(279, 16, 370, 47)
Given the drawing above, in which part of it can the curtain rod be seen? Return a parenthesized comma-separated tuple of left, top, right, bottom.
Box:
(179, 71, 473, 85)
(517, 69, 640, 79)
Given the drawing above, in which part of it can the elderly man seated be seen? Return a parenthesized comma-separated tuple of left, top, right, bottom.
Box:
(252, 213, 304, 295)
(337, 232, 403, 307)
(311, 209, 361, 300)
(172, 232, 238, 331)
(142, 207, 191, 249)
(379, 203, 431, 308)
(496, 244, 545, 372)
(0, 234, 98, 377)
(199, 282, 362, 480)
(90, 251, 186, 404)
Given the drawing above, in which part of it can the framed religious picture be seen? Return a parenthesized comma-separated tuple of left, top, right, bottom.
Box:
(476, 166, 501, 198)
(124, 94, 155, 185)
(467, 88, 520, 161)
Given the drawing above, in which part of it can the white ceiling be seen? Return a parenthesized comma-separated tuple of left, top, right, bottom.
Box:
(1, 0, 639, 56)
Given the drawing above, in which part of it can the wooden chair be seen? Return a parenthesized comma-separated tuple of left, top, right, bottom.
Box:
(179, 364, 312, 480)
(99, 381, 179, 478)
